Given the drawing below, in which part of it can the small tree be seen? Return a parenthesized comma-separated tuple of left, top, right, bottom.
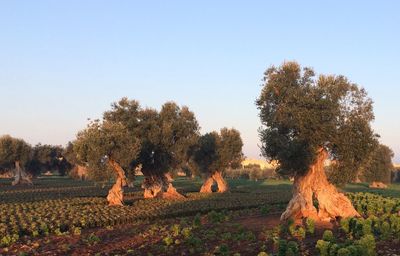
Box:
(362, 144, 393, 184)
(0, 135, 33, 185)
(193, 128, 243, 193)
(74, 120, 140, 205)
(256, 62, 377, 221)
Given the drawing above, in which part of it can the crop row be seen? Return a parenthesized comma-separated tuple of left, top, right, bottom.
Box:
(0, 191, 292, 246)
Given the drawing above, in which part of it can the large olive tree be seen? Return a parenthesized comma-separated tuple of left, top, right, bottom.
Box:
(193, 128, 243, 193)
(103, 98, 200, 199)
(74, 120, 140, 205)
(256, 62, 377, 221)
(0, 135, 33, 185)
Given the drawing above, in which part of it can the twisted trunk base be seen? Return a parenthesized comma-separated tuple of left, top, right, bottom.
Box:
(200, 175, 214, 193)
(200, 171, 229, 193)
(281, 148, 360, 222)
(12, 161, 33, 186)
(213, 171, 228, 193)
(106, 159, 127, 206)
(142, 174, 184, 199)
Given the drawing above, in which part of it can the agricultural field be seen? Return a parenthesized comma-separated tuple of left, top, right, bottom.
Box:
(1, 177, 400, 255)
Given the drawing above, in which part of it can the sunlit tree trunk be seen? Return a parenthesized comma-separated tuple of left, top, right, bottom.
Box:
(200, 174, 214, 193)
(142, 174, 184, 199)
(281, 148, 360, 221)
(106, 159, 127, 206)
(12, 161, 33, 186)
(200, 171, 229, 193)
(212, 171, 229, 193)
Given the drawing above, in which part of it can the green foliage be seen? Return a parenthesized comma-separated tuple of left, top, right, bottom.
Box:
(27, 144, 72, 176)
(256, 61, 376, 182)
(170, 224, 180, 237)
(102, 98, 200, 185)
(379, 221, 391, 240)
(217, 243, 229, 255)
(260, 205, 271, 216)
(322, 230, 334, 242)
(328, 243, 339, 256)
(163, 236, 173, 246)
(362, 144, 393, 184)
(337, 248, 351, 256)
(74, 119, 141, 181)
(181, 227, 192, 239)
(316, 240, 330, 256)
(305, 218, 315, 234)
(193, 213, 202, 227)
(85, 232, 101, 245)
(288, 223, 305, 239)
(355, 234, 376, 256)
(0, 234, 19, 247)
(278, 239, 287, 256)
(287, 241, 299, 255)
(192, 128, 243, 176)
(207, 210, 226, 223)
(0, 135, 32, 173)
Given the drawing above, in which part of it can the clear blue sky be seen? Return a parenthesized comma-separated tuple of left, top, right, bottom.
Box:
(0, 1, 399, 162)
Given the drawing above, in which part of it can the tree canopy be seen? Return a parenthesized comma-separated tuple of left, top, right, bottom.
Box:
(27, 144, 71, 176)
(362, 144, 394, 184)
(103, 98, 199, 190)
(192, 128, 243, 193)
(74, 119, 141, 181)
(256, 61, 377, 181)
(193, 128, 243, 175)
(75, 98, 199, 198)
(0, 135, 32, 170)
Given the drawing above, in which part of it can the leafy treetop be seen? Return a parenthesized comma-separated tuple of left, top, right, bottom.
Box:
(256, 62, 377, 179)
(103, 98, 200, 179)
(0, 135, 32, 170)
(74, 120, 141, 181)
(193, 128, 243, 175)
(362, 144, 394, 184)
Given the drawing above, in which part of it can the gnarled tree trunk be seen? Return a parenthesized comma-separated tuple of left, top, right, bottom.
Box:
(142, 174, 184, 199)
(106, 159, 127, 206)
(200, 174, 214, 193)
(212, 171, 229, 193)
(12, 161, 33, 186)
(200, 171, 229, 193)
(281, 148, 360, 222)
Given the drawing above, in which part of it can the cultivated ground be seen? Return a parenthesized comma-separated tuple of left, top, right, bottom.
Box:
(0, 177, 400, 255)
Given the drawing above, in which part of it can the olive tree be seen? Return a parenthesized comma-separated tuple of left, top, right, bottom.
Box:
(193, 128, 243, 193)
(28, 144, 72, 176)
(362, 144, 393, 184)
(74, 120, 140, 205)
(0, 135, 33, 185)
(139, 102, 200, 199)
(63, 141, 88, 179)
(103, 98, 200, 199)
(256, 62, 377, 221)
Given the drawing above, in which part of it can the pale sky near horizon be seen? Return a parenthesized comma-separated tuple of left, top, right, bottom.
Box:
(0, 1, 399, 162)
